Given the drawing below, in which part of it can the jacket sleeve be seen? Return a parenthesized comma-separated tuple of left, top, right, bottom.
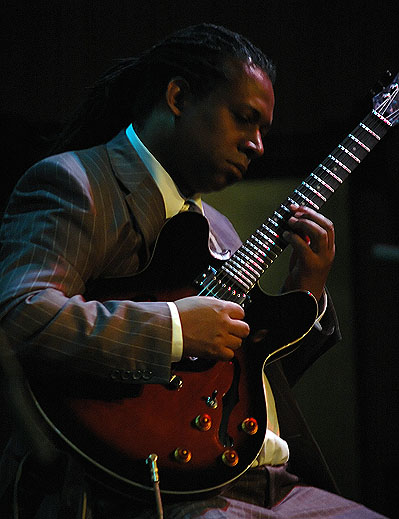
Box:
(0, 153, 174, 385)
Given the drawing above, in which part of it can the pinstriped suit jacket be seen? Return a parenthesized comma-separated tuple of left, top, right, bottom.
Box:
(0, 129, 341, 495)
(0, 130, 242, 385)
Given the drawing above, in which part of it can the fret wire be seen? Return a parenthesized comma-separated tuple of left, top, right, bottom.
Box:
(251, 238, 279, 264)
(261, 225, 279, 239)
(294, 188, 320, 209)
(236, 255, 265, 279)
(338, 144, 361, 163)
(236, 249, 265, 274)
(244, 240, 268, 259)
(321, 161, 346, 183)
(248, 233, 272, 257)
(309, 173, 334, 194)
(222, 262, 252, 290)
(328, 154, 351, 174)
(272, 210, 284, 222)
(241, 246, 270, 274)
(305, 182, 331, 208)
(240, 245, 266, 267)
(227, 257, 258, 283)
(353, 124, 379, 147)
(302, 181, 327, 202)
(229, 257, 259, 282)
(221, 263, 252, 289)
(312, 169, 339, 193)
(297, 180, 325, 202)
(267, 217, 279, 229)
(261, 224, 283, 251)
(316, 165, 342, 189)
(248, 243, 274, 266)
(342, 130, 372, 160)
(332, 146, 356, 174)
(256, 229, 280, 255)
(221, 264, 251, 291)
(360, 113, 387, 140)
(254, 229, 273, 249)
(251, 234, 271, 252)
(346, 113, 386, 155)
(344, 131, 371, 154)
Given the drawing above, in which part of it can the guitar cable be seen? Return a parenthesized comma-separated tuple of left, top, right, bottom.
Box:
(146, 454, 164, 519)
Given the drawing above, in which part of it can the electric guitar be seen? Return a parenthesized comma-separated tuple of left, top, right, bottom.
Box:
(28, 73, 399, 500)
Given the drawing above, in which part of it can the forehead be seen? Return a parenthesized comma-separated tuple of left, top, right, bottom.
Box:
(216, 59, 275, 116)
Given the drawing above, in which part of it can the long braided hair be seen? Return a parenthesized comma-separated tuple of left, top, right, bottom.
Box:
(54, 23, 275, 152)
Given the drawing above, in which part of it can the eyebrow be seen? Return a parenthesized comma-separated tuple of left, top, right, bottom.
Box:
(248, 106, 272, 132)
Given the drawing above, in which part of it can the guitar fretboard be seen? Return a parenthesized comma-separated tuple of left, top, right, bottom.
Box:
(196, 109, 392, 304)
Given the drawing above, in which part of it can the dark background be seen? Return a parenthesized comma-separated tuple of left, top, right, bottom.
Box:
(1, 1, 398, 517)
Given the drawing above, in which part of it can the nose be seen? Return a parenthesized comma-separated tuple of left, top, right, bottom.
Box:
(242, 129, 264, 159)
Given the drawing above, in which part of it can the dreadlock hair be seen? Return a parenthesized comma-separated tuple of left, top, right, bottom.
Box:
(54, 23, 276, 153)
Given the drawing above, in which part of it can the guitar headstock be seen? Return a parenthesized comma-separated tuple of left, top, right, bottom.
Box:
(372, 71, 399, 127)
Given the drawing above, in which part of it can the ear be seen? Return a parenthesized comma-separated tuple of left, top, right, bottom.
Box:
(165, 77, 191, 117)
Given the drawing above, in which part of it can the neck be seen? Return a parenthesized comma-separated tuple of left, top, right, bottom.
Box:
(134, 120, 196, 198)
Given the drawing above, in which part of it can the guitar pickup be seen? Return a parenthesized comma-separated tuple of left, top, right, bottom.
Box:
(193, 266, 217, 288)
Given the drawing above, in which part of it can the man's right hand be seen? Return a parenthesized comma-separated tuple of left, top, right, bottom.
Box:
(174, 296, 250, 361)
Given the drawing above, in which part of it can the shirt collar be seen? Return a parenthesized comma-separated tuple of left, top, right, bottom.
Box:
(125, 124, 202, 218)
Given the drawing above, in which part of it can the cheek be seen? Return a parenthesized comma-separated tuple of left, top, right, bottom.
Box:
(181, 109, 236, 168)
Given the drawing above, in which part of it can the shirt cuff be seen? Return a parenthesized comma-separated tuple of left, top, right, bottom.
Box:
(312, 289, 327, 332)
(167, 302, 184, 362)
(316, 289, 328, 322)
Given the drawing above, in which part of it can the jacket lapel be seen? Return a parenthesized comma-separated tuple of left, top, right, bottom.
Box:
(106, 131, 166, 254)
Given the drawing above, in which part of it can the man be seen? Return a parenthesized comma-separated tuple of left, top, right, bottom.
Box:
(0, 24, 385, 518)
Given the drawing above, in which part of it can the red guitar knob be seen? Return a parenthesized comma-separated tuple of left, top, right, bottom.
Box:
(222, 449, 239, 467)
(241, 417, 258, 435)
(195, 413, 212, 431)
(174, 447, 192, 463)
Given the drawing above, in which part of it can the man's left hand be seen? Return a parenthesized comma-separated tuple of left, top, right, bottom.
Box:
(282, 204, 335, 302)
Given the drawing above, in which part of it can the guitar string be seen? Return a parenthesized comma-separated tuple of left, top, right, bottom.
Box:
(198, 115, 383, 303)
(197, 109, 391, 304)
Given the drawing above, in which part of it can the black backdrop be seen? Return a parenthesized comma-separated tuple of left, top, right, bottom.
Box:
(1, 1, 398, 516)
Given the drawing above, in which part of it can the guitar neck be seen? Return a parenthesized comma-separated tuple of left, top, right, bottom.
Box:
(197, 109, 392, 303)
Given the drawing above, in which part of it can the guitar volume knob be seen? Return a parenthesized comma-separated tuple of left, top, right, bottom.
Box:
(222, 449, 239, 467)
(174, 447, 192, 463)
(195, 413, 212, 431)
(241, 417, 258, 435)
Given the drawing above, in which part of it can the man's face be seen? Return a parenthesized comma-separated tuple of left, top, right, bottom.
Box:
(171, 60, 275, 196)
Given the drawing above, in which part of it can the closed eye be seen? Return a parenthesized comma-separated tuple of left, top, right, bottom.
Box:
(233, 110, 271, 138)
(233, 112, 251, 125)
